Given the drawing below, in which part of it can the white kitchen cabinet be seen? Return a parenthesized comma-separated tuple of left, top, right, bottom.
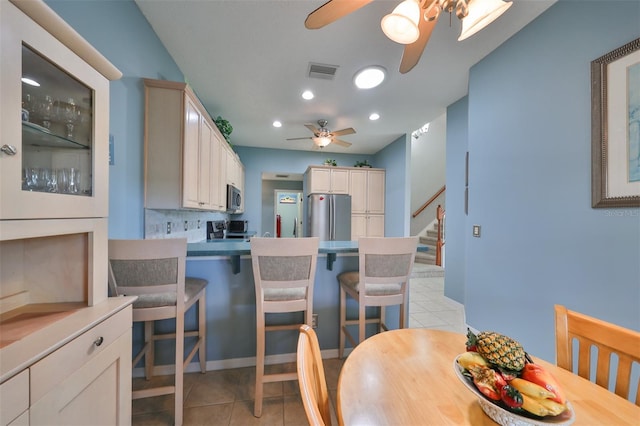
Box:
(144, 78, 227, 211)
(210, 130, 226, 211)
(29, 307, 132, 426)
(306, 166, 349, 194)
(225, 144, 244, 212)
(349, 168, 385, 239)
(351, 213, 385, 240)
(0, 2, 134, 425)
(0, 0, 117, 220)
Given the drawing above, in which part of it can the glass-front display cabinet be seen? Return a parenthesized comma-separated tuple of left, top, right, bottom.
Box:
(0, 0, 111, 219)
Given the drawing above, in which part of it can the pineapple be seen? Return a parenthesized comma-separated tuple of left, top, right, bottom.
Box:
(467, 329, 526, 371)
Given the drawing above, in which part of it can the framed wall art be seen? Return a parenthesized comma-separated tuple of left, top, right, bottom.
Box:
(591, 37, 640, 208)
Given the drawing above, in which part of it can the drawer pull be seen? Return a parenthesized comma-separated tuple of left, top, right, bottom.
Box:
(94, 336, 104, 347)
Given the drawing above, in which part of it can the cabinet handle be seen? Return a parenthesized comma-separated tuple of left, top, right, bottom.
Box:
(1, 144, 17, 155)
(94, 336, 104, 347)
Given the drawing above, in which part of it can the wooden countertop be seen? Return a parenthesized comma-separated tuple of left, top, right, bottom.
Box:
(0, 296, 136, 383)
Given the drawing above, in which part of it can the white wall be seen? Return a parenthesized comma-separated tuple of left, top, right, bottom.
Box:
(410, 112, 447, 235)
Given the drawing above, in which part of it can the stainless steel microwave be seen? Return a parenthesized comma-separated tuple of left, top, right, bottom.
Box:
(227, 184, 241, 212)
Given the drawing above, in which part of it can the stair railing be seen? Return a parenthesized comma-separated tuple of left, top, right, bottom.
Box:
(412, 185, 445, 218)
(435, 204, 445, 266)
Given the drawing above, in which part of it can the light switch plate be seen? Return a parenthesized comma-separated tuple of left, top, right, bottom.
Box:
(473, 225, 481, 237)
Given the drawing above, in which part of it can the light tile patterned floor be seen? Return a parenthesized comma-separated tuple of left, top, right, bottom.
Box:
(132, 264, 465, 425)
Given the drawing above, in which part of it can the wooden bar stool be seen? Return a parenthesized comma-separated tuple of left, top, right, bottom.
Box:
(108, 238, 207, 426)
(250, 237, 319, 417)
(338, 236, 418, 358)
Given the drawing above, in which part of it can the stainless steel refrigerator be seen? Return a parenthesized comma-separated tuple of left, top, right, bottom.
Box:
(306, 194, 351, 240)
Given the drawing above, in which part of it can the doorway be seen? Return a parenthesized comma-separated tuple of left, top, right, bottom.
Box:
(274, 190, 303, 238)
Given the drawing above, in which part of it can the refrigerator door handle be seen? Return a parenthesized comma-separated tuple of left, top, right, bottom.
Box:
(329, 196, 334, 240)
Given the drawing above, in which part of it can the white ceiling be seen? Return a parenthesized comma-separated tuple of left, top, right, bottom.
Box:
(135, 0, 555, 155)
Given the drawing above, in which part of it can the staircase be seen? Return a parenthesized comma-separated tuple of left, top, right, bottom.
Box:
(415, 222, 440, 265)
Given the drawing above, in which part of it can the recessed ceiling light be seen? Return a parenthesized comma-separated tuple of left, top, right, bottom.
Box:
(21, 77, 40, 87)
(302, 90, 314, 100)
(273, 120, 282, 128)
(369, 113, 380, 121)
(354, 66, 386, 89)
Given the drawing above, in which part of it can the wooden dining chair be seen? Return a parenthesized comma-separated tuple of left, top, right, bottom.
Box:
(108, 238, 207, 426)
(297, 324, 331, 426)
(251, 237, 320, 417)
(554, 304, 640, 405)
(338, 236, 418, 358)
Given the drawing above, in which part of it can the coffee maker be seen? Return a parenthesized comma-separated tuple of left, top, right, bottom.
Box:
(206, 220, 225, 240)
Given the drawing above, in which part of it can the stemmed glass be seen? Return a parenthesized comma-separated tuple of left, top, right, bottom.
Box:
(63, 98, 78, 139)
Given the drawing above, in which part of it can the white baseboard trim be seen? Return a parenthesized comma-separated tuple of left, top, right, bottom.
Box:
(132, 348, 342, 378)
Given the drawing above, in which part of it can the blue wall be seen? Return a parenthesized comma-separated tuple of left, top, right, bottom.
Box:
(445, 97, 468, 304)
(456, 0, 640, 362)
(47, 0, 184, 239)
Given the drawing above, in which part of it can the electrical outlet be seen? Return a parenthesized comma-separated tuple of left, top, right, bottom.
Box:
(473, 225, 481, 237)
(312, 314, 318, 329)
(197, 220, 201, 229)
(166, 222, 171, 235)
(184, 220, 188, 231)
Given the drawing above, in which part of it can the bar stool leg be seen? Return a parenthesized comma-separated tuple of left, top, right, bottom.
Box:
(358, 301, 366, 345)
(339, 287, 346, 358)
(144, 321, 154, 380)
(198, 292, 206, 373)
(254, 313, 265, 417)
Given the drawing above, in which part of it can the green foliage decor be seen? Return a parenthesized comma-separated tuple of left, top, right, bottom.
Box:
(214, 116, 233, 143)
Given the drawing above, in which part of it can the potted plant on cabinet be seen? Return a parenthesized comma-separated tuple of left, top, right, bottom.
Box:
(214, 116, 233, 144)
(354, 160, 372, 168)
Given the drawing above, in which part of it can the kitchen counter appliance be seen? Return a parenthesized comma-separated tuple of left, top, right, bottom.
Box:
(207, 220, 225, 240)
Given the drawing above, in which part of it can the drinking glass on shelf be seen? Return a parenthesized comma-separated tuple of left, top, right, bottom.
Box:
(40, 95, 54, 129)
(63, 98, 78, 139)
(57, 168, 69, 193)
(68, 168, 80, 194)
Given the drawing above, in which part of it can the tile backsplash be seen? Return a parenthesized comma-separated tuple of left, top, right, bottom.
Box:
(145, 209, 228, 242)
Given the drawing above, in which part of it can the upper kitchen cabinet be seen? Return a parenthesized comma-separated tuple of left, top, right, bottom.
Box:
(306, 165, 349, 194)
(144, 78, 227, 211)
(0, 0, 119, 220)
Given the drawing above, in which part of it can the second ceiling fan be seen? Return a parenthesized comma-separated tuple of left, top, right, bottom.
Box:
(304, 0, 513, 74)
(287, 120, 355, 148)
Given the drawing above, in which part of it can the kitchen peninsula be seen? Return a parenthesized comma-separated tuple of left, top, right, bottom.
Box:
(162, 239, 428, 371)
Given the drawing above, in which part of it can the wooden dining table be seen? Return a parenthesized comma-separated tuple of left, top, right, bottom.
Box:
(337, 328, 640, 425)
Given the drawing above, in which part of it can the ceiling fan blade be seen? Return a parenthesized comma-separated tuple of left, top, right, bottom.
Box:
(286, 137, 313, 141)
(332, 138, 352, 148)
(399, 12, 438, 74)
(304, 123, 320, 134)
(305, 0, 374, 29)
(331, 127, 356, 137)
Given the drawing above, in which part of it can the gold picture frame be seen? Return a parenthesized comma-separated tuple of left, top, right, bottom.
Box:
(591, 37, 640, 208)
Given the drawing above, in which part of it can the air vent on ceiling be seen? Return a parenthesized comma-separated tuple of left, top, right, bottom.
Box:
(308, 62, 339, 80)
(275, 174, 290, 178)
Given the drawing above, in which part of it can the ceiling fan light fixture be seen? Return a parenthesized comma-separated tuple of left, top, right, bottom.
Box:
(313, 136, 332, 147)
(381, 0, 421, 45)
(458, 0, 512, 41)
(354, 66, 386, 89)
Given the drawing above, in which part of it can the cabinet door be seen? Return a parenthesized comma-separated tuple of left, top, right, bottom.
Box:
(308, 168, 331, 193)
(182, 95, 201, 209)
(331, 169, 350, 194)
(30, 330, 132, 426)
(367, 170, 385, 214)
(351, 214, 367, 240)
(0, 3, 110, 220)
(210, 131, 225, 210)
(367, 214, 385, 237)
(198, 118, 213, 209)
(349, 169, 367, 213)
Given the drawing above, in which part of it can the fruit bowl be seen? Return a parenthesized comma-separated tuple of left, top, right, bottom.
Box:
(454, 355, 575, 426)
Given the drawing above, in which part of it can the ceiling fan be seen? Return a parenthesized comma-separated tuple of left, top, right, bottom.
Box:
(286, 120, 355, 148)
(304, 0, 513, 74)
